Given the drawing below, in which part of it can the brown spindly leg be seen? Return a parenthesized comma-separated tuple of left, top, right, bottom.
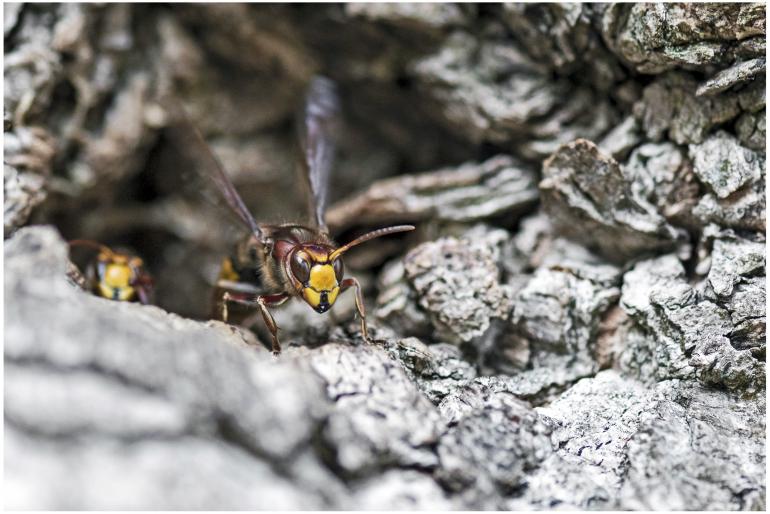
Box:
(217, 279, 262, 322)
(340, 277, 369, 341)
(132, 274, 154, 305)
(136, 285, 151, 305)
(221, 291, 289, 355)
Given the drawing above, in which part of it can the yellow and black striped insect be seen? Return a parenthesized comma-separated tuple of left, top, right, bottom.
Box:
(167, 77, 413, 355)
(68, 240, 154, 304)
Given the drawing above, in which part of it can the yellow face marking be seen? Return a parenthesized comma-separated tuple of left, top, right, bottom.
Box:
(97, 262, 136, 301)
(104, 263, 132, 288)
(98, 283, 136, 301)
(303, 286, 340, 309)
(303, 288, 322, 308)
(326, 286, 339, 306)
(308, 264, 337, 292)
(304, 247, 329, 261)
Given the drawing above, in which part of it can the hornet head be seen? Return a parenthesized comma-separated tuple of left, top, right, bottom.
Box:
(286, 225, 414, 313)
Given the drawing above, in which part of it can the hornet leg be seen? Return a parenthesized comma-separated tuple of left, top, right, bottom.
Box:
(340, 277, 369, 341)
(217, 279, 262, 322)
(221, 291, 289, 355)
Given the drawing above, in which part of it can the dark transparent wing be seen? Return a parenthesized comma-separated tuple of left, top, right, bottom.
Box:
(161, 96, 266, 245)
(297, 76, 340, 233)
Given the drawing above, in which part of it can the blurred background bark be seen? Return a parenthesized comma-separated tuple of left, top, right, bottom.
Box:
(4, 3, 766, 510)
(5, 3, 765, 317)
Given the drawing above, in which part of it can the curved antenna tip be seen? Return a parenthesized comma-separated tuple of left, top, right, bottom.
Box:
(330, 224, 416, 260)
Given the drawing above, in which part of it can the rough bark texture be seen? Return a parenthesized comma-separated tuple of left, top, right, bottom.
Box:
(4, 3, 766, 510)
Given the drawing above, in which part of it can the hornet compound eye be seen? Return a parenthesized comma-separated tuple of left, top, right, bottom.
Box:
(291, 251, 311, 283)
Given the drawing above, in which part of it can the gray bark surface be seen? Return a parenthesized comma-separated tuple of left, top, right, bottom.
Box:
(4, 3, 766, 510)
